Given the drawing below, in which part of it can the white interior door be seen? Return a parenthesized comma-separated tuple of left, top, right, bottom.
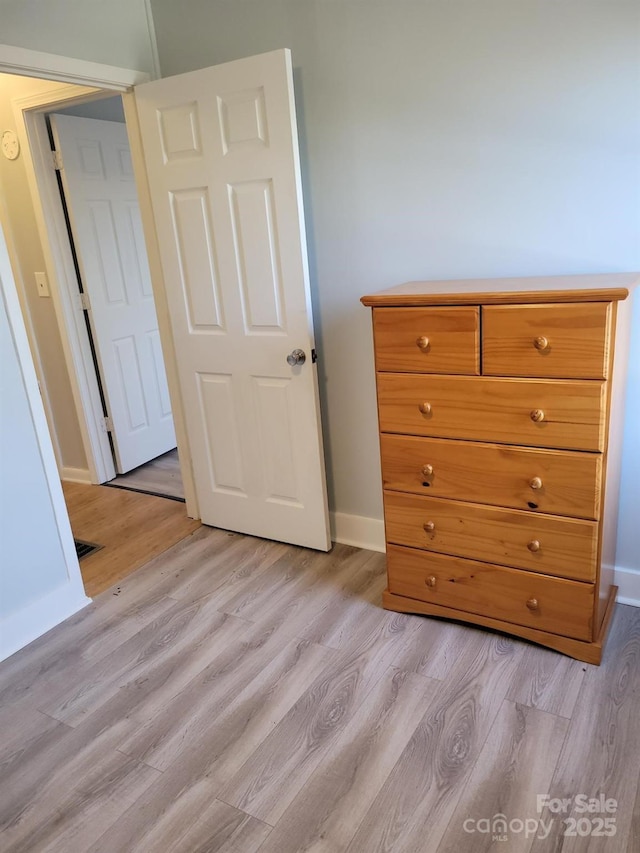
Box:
(50, 113, 177, 474)
(134, 49, 330, 550)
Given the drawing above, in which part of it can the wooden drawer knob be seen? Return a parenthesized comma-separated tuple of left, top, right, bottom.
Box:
(421, 463, 434, 478)
(527, 539, 541, 552)
(425, 575, 437, 588)
(530, 409, 545, 423)
(526, 597, 539, 611)
(418, 401, 432, 416)
(533, 336, 549, 351)
(529, 476, 543, 490)
(423, 521, 435, 533)
(416, 335, 430, 351)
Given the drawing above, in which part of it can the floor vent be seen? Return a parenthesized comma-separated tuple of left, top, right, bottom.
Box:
(74, 539, 102, 560)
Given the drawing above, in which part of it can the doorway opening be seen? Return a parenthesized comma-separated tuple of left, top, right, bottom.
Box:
(2, 72, 198, 596)
(45, 97, 184, 500)
(3, 46, 331, 575)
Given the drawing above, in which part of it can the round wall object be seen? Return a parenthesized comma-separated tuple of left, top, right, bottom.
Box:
(2, 130, 20, 160)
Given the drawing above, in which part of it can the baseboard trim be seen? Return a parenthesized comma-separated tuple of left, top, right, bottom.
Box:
(61, 466, 92, 484)
(330, 511, 385, 552)
(0, 583, 92, 663)
(615, 565, 640, 607)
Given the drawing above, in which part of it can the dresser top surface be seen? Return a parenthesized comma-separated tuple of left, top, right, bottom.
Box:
(361, 273, 637, 307)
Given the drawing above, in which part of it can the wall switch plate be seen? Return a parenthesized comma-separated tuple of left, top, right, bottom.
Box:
(35, 271, 50, 297)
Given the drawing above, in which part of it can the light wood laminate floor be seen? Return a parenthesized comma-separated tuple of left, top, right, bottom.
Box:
(1, 527, 638, 852)
(63, 481, 200, 597)
(108, 448, 184, 500)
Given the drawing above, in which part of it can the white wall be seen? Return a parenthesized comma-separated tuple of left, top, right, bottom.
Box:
(151, 0, 640, 578)
(0, 0, 158, 76)
(0, 210, 89, 662)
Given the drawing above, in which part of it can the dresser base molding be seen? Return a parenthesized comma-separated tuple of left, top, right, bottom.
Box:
(382, 583, 618, 666)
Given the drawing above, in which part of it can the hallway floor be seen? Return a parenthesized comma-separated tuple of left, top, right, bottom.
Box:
(63, 481, 200, 597)
(107, 448, 184, 501)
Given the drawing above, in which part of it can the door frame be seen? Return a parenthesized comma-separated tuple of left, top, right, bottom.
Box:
(1, 44, 199, 517)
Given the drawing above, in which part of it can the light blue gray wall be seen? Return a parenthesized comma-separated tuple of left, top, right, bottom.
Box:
(616, 292, 640, 574)
(0, 241, 69, 617)
(0, 0, 157, 75)
(0, 212, 88, 660)
(151, 0, 640, 568)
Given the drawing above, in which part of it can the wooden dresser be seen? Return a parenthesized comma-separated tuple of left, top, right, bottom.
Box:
(362, 275, 635, 664)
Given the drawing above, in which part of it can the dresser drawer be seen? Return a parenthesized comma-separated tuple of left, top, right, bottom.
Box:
(380, 435, 602, 519)
(482, 302, 611, 379)
(384, 491, 598, 581)
(372, 306, 479, 374)
(386, 544, 594, 641)
(377, 374, 606, 451)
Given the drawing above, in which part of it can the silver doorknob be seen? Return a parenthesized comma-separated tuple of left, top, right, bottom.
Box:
(287, 348, 306, 366)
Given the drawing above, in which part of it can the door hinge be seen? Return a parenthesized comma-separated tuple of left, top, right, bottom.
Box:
(51, 150, 63, 171)
(311, 348, 318, 363)
(74, 292, 90, 312)
(102, 416, 113, 433)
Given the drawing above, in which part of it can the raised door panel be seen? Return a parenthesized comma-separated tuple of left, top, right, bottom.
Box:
(197, 372, 246, 495)
(377, 374, 606, 451)
(253, 377, 301, 505)
(112, 336, 148, 431)
(380, 434, 602, 519)
(384, 491, 598, 581)
(170, 188, 225, 332)
(386, 545, 594, 641)
(229, 180, 286, 334)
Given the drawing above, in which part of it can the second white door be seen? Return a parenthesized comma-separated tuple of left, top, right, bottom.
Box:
(51, 113, 176, 474)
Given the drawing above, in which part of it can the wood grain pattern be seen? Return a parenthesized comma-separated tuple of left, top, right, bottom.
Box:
(386, 545, 594, 641)
(506, 643, 587, 719)
(436, 700, 569, 853)
(107, 447, 184, 499)
(482, 302, 611, 379)
(384, 491, 599, 581)
(291, 552, 389, 649)
(380, 434, 602, 519)
(256, 667, 439, 853)
(0, 713, 161, 851)
(0, 707, 70, 778)
(372, 306, 480, 374)
(218, 607, 435, 824)
(529, 604, 640, 852)
(377, 373, 607, 452)
(360, 276, 632, 306)
(346, 633, 523, 852)
(1, 525, 639, 852)
(39, 598, 250, 727)
(88, 782, 271, 853)
(630, 774, 640, 853)
(63, 481, 200, 596)
(117, 634, 334, 775)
